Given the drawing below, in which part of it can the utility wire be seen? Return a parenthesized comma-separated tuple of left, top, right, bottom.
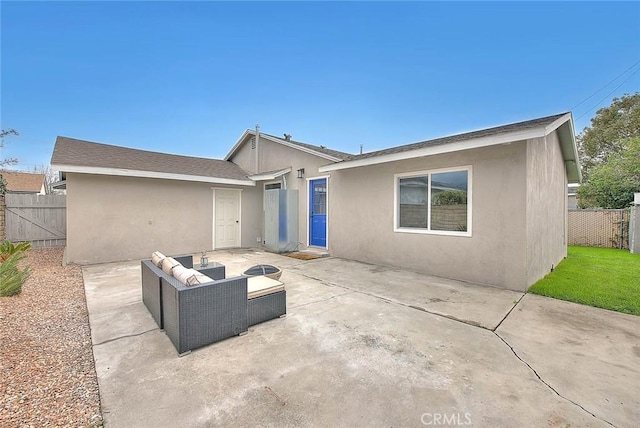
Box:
(570, 60, 640, 111)
(575, 66, 640, 121)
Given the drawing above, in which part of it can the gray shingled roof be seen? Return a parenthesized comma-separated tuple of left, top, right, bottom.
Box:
(348, 113, 568, 161)
(263, 133, 354, 161)
(51, 136, 250, 181)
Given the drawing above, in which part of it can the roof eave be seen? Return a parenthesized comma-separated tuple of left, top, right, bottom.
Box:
(248, 167, 292, 181)
(319, 113, 583, 181)
(319, 127, 548, 173)
(51, 180, 67, 189)
(51, 164, 256, 186)
(553, 114, 582, 184)
(224, 129, 253, 161)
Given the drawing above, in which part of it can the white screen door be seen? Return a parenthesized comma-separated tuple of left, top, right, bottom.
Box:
(214, 189, 240, 248)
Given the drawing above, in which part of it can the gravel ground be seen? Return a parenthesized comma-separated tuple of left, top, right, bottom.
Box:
(0, 248, 102, 427)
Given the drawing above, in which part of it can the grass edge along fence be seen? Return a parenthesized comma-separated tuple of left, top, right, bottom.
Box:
(529, 246, 640, 316)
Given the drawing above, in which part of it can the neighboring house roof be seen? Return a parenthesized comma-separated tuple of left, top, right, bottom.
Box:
(51, 136, 254, 186)
(224, 130, 354, 163)
(1, 171, 45, 193)
(319, 113, 582, 183)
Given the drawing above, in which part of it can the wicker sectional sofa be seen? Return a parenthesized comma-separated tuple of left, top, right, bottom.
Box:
(247, 278, 287, 326)
(141, 254, 286, 355)
(161, 271, 249, 355)
(141, 255, 193, 329)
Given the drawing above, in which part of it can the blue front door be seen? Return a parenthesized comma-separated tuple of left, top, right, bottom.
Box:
(310, 178, 327, 247)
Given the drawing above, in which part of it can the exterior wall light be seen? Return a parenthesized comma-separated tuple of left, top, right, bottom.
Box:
(297, 168, 305, 179)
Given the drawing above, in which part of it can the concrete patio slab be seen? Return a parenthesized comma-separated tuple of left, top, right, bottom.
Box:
(496, 294, 640, 428)
(282, 256, 523, 330)
(83, 260, 154, 345)
(82, 249, 639, 427)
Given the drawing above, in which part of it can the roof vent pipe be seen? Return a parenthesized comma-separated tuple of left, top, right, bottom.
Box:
(360, 144, 363, 154)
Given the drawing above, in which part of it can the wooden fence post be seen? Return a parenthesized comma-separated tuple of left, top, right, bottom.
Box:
(0, 194, 5, 241)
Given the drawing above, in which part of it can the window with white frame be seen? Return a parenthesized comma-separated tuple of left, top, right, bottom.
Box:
(264, 182, 282, 191)
(396, 166, 471, 235)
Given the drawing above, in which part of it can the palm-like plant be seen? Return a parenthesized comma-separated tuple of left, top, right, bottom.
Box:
(0, 240, 32, 296)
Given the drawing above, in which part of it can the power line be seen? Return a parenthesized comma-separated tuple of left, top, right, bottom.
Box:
(575, 66, 640, 121)
(570, 60, 640, 111)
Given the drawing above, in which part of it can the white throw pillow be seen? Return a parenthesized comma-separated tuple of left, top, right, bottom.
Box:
(173, 265, 192, 285)
(162, 257, 180, 275)
(151, 251, 166, 268)
(185, 270, 213, 286)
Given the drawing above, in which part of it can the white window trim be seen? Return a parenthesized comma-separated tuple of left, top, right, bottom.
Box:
(393, 165, 472, 237)
(306, 175, 330, 249)
(263, 180, 282, 190)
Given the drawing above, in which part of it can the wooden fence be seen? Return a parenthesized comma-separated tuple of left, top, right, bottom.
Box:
(0, 195, 5, 241)
(4, 194, 66, 248)
(568, 209, 630, 249)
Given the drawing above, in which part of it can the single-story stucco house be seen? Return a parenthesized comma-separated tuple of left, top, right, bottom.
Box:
(50, 112, 581, 291)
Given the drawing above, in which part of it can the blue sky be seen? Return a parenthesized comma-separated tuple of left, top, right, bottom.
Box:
(1, 1, 639, 171)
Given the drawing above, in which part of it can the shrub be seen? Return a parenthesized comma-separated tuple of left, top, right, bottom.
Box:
(432, 190, 467, 205)
(1, 240, 32, 262)
(0, 240, 32, 297)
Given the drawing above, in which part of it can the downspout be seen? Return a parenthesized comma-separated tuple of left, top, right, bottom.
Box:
(282, 173, 287, 190)
(255, 124, 260, 174)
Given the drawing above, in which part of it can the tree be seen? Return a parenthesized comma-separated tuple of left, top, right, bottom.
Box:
(32, 164, 63, 195)
(431, 190, 467, 205)
(577, 137, 640, 208)
(577, 93, 640, 177)
(1, 128, 19, 168)
(1, 129, 19, 194)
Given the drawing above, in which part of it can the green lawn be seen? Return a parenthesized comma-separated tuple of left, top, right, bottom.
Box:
(528, 246, 640, 316)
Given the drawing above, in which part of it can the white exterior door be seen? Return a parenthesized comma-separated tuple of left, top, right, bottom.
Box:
(214, 189, 240, 249)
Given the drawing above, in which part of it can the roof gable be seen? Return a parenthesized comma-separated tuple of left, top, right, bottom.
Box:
(224, 130, 353, 163)
(262, 133, 354, 161)
(51, 137, 254, 186)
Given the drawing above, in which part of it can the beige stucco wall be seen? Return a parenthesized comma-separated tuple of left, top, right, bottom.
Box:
(65, 173, 261, 264)
(328, 142, 529, 290)
(525, 133, 568, 287)
(231, 136, 258, 175)
(240, 184, 265, 247)
(230, 136, 339, 247)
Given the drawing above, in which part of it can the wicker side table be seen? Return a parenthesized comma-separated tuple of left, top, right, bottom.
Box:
(194, 262, 225, 280)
